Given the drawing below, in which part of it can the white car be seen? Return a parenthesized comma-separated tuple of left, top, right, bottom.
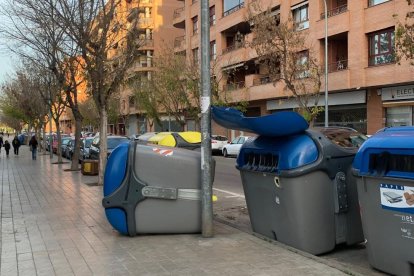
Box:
(222, 136, 250, 157)
(211, 135, 228, 153)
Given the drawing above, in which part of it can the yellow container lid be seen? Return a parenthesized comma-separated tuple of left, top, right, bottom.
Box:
(158, 131, 201, 147)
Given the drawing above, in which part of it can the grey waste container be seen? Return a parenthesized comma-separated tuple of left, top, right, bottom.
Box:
(102, 141, 210, 236)
(237, 127, 365, 255)
(353, 127, 414, 276)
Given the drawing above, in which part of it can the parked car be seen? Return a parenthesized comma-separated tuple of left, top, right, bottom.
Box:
(222, 136, 251, 157)
(51, 134, 70, 153)
(211, 135, 228, 154)
(80, 137, 94, 161)
(89, 135, 129, 160)
(64, 137, 78, 160)
(60, 137, 72, 157)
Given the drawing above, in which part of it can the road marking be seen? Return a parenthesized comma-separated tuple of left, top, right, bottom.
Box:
(213, 188, 245, 199)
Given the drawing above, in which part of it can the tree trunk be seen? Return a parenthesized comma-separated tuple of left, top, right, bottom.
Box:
(42, 122, 47, 154)
(54, 118, 63, 163)
(98, 108, 108, 186)
(71, 109, 83, 170)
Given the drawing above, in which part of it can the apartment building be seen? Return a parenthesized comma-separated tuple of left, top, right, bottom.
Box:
(173, 0, 413, 136)
(59, 0, 184, 135)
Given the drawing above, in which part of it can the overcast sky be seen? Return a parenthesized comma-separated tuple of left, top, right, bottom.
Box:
(0, 0, 15, 84)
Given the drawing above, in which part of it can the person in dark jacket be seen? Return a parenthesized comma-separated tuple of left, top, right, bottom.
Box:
(4, 140, 10, 157)
(0, 136, 3, 154)
(12, 136, 21, 155)
(29, 136, 39, 160)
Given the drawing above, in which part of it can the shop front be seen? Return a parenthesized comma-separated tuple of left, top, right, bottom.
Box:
(381, 84, 414, 127)
(266, 90, 367, 134)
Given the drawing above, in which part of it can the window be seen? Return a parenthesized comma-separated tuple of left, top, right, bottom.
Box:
(368, 28, 395, 66)
(129, 96, 135, 107)
(192, 16, 198, 35)
(292, 3, 309, 31)
(223, 0, 244, 17)
(210, 40, 216, 60)
(296, 50, 309, 78)
(369, 0, 391, 7)
(192, 47, 199, 65)
(209, 6, 216, 26)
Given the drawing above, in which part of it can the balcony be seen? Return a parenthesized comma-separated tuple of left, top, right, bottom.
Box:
(327, 59, 348, 73)
(222, 43, 244, 55)
(252, 75, 271, 86)
(223, 81, 245, 91)
(174, 35, 186, 51)
(223, 2, 245, 17)
(173, 7, 185, 29)
(138, 39, 154, 49)
(320, 4, 348, 19)
(138, 0, 153, 7)
(137, 18, 153, 28)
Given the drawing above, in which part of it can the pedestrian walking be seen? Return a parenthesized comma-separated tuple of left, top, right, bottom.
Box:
(29, 136, 38, 160)
(12, 136, 21, 155)
(4, 140, 10, 157)
(0, 136, 3, 154)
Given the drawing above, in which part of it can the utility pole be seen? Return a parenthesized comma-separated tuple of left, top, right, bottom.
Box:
(200, 0, 213, 237)
(323, 0, 329, 127)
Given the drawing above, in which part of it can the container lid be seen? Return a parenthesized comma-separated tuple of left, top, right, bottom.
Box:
(236, 134, 318, 172)
(211, 106, 308, 137)
(353, 127, 414, 179)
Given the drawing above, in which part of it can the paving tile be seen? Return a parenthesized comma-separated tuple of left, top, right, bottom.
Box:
(0, 148, 350, 276)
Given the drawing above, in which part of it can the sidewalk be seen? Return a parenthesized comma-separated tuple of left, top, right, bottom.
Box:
(1, 147, 350, 276)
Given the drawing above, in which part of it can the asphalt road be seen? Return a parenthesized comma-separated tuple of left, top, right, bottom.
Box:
(212, 155, 386, 276)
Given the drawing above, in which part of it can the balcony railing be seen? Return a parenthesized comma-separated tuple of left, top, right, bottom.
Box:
(223, 2, 245, 17)
(252, 76, 272, 86)
(139, 39, 154, 47)
(174, 36, 185, 48)
(138, 18, 153, 26)
(222, 43, 244, 55)
(327, 59, 348, 73)
(320, 4, 348, 19)
(223, 81, 245, 91)
(138, 0, 153, 6)
(173, 7, 184, 19)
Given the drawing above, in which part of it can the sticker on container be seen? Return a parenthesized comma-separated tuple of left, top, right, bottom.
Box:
(152, 148, 173, 157)
(380, 183, 414, 214)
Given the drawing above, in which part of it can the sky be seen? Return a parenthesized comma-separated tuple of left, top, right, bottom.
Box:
(0, 0, 15, 84)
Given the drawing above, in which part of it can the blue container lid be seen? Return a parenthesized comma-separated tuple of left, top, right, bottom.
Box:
(211, 106, 308, 137)
(237, 134, 318, 172)
(353, 127, 414, 179)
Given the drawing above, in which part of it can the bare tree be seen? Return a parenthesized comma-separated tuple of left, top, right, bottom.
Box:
(0, 69, 49, 142)
(0, 0, 83, 166)
(247, 4, 323, 124)
(132, 45, 245, 131)
(395, 1, 414, 66)
(46, 0, 145, 184)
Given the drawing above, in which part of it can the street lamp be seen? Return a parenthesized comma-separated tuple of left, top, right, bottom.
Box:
(200, 0, 213, 237)
(323, 0, 329, 127)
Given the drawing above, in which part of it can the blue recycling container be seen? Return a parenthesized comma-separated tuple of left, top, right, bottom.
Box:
(353, 127, 414, 276)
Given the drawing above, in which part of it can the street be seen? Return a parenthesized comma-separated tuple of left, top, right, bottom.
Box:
(212, 155, 386, 276)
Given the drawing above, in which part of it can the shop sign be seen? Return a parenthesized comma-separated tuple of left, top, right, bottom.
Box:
(382, 85, 414, 101)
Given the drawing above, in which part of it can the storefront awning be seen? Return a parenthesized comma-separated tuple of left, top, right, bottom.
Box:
(222, 62, 245, 72)
(266, 90, 366, 111)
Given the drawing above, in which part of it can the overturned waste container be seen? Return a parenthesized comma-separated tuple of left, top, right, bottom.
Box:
(353, 127, 414, 276)
(212, 106, 365, 255)
(102, 141, 203, 236)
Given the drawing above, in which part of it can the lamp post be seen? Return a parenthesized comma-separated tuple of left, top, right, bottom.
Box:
(323, 0, 329, 127)
(200, 0, 213, 237)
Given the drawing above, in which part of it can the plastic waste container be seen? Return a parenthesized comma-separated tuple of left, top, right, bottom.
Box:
(211, 106, 365, 255)
(353, 127, 414, 276)
(81, 160, 99, 176)
(102, 141, 205, 236)
(158, 132, 201, 150)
